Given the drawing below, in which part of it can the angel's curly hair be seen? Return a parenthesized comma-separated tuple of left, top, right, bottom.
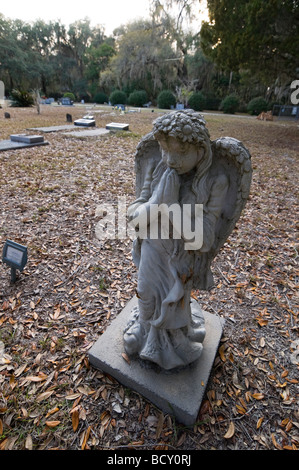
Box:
(152, 109, 210, 144)
(152, 109, 213, 202)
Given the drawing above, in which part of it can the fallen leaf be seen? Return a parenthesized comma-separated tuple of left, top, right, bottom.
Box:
(122, 352, 131, 364)
(155, 412, 164, 439)
(0, 438, 8, 450)
(219, 344, 226, 362)
(271, 433, 282, 450)
(72, 409, 79, 432)
(259, 337, 265, 347)
(112, 402, 122, 414)
(45, 407, 59, 418)
(257, 318, 268, 327)
(65, 393, 81, 401)
(6, 436, 18, 449)
(45, 420, 61, 428)
(36, 390, 54, 403)
(81, 426, 91, 450)
(25, 372, 48, 383)
(256, 417, 264, 429)
(252, 393, 265, 400)
(285, 421, 293, 432)
(25, 434, 33, 450)
(14, 363, 28, 377)
(177, 432, 186, 446)
(236, 404, 247, 415)
(224, 421, 235, 439)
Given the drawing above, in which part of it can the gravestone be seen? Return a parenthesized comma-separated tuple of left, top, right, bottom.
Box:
(66, 113, 72, 122)
(4, 112, 10, 119)
(106, 122, 129, 131)
(114, 104, 126, 111)
(74, 118, 96, 127)
(10, 134, 44, 144)
(61, 97, 72, 106)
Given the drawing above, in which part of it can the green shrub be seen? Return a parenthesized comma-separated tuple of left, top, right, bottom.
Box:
(109, 90, 127, 105)
(93, 92, 108, 104)
(247, 97, 268, 115)
(237, 101, 248, 113)
(220, 94, 239, 114)
(157, 90, 176, 109)
(188, 92, 206, 111)
(203, 92, 221, 111)
(128, 90, 148, 107)
(63, 92, 76, 101)
(10, 89, 34, 107)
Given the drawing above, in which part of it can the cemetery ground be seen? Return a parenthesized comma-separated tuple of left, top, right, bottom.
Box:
(0, 104, 298, 451)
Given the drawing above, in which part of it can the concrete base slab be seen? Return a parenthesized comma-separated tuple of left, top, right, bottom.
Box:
(62, 128, 110, 138)
(0, 139, 49, 152)
(28, 125, 78, 133)
(88, 296, 224, 426)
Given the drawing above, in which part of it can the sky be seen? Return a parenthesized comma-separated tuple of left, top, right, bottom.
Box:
(0, 0, 151, 35)
(0, 0, 209, 35)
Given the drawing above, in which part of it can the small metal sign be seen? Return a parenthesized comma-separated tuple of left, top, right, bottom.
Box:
(2, 240, 28, 283)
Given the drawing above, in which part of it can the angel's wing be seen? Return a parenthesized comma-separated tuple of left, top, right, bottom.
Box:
(194, 136, 252, 290)
(209, 136, 252, 257)
(134, 131, 162, 200)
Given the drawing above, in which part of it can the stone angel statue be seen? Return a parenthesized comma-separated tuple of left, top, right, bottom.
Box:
(124, 110, 252, 370)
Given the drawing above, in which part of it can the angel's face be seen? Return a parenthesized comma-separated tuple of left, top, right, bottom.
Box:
(159, 136, 204, 175)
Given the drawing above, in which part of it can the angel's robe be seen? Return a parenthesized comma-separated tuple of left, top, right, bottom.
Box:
(124, 164, 229, 369)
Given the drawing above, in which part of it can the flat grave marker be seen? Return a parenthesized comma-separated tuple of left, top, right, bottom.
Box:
(74, 118, 96, 127)
(0, 133, 48, 152)
(106, 122, 129, 131)
(10, 134, 45, 144)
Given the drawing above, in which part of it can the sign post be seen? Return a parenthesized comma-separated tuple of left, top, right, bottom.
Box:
(2, 240, 28, 283)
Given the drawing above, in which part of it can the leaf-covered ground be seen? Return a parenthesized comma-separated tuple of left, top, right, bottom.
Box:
(0, 105, 298, 450)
